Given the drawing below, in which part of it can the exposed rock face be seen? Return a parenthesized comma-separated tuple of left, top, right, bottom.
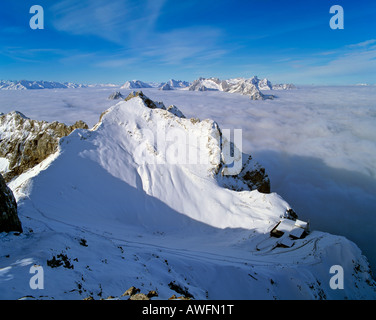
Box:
(0, 111, 88, 182)
(124, 91, 166, 109)
(0, 173, 22, 233)
(237, 155, 271, 193)
(108, 91, 125, 100)
(219, 154, 271, 194)
(128, 293, 150, 300)
(121, 286, 155, 300)
(167, 105, 186, 118)
(124, 91, 186, 119)
(122, 286, 140, 297)
(159, 83, 173, 91)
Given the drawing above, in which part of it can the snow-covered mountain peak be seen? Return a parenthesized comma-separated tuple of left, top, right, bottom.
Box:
(2, 110, 29, 120)
(1, 92, 375, 300)
(120, 80, 152, 89)
(94, 91, 270, 193)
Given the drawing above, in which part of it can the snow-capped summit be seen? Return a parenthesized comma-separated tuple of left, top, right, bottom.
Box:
(120, 80, 152, 89)
(159, 83, 173, 91)
(189, 77, 223, 91)
(159, 79, 191, 89)
(226, 78, 271, 100)
(258, 78, 273, 90)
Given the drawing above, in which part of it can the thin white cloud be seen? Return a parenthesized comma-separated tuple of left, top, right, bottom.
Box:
(140, 27, 226, 65)
(275, 40, 376, 84)
(347, 39, 376, 48)
(50, 0, 167, 44)
(49, 0, 227, 67)
(95, 56, 140, 68)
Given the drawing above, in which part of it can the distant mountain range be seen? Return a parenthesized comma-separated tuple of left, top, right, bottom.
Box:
(121, 79, 191, 90)
(0, 80, 123, 90)
(119, 77, 296, 97)
(1, 78, 297, 96)
(187, 76, 296, 100)
(0, 80, 88, 90)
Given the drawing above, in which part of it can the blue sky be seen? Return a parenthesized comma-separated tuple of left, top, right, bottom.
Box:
(0, 0, 375, 84)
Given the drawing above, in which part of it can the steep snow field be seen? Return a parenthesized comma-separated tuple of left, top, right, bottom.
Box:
(0, 86, 375, 300)
(141, 86, 376, 273)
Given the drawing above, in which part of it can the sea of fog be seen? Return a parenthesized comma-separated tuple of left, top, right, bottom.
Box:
(1, 85, 375, 271)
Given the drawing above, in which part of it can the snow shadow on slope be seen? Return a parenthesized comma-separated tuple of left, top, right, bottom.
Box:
(20, 138, 253, 252)
(254, 150, 376, 273)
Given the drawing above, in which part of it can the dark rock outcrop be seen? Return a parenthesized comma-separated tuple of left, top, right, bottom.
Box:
(124, 91, 186, 118)
(219, 154, 271, 194)
(0, 111, 88, 182)
(124, 91, 165, 109)
(0, 173, 22, 233)
(236, 155, 271, 193)
(121, 286, 156, 300)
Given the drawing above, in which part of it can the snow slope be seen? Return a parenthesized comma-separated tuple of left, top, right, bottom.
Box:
(0, 93, 375, 300)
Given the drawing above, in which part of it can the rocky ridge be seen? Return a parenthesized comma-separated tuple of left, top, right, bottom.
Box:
(0, 112, 88, 182)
